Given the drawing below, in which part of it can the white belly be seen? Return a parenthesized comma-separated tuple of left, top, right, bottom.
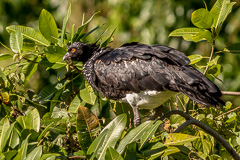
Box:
(122, 90, 178, 109)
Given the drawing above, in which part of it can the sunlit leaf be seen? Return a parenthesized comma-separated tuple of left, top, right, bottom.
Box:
(39, 9, 58, 44)
(188, 55, 203, 64)
(13, 134, 31, 160)
(139, 120, 163, 150)
(80, 88, 97, 105)
(10, 30, 23, 53)
(105, 147, 123, 160)
(26, 145, 42, 160)
(192, 30, 213, 43)
(87, 129, 108, 159)
(8, 126, 20, 149)
(44, 46, 66, 63)
(191, 8, 214, 28)
(116, 121, 153, 154)
(25, 108, 41, 132)
(0, 118, 13, 152)
(37, 122, 54, 142)
(207, 64, 223, 76)
(6, 25, 50, 46)
(226, 112, 237, 123)
(210, 0, 235, 32)
(21, 57, 40, 84)
(169, 28, 204, 37)
(207, 56, 220, 66)
(98, 114, 127, 160)
(165, 133, 199, 146)
(0, 54, 13, 61)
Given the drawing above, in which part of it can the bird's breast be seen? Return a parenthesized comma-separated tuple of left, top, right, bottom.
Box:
(122, 90, 178, 109)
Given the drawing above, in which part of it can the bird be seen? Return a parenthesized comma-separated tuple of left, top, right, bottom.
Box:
(63, 42, 224, 127)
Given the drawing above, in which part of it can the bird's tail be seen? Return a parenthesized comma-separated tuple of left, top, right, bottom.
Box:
(170, 66, 224, 107)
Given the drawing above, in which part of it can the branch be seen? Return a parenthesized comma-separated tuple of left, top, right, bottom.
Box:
(159, 110, 240, 160)
(203, 41, 215, 75)
(215, 106, 240, 119)
(222, 91, 240, 96)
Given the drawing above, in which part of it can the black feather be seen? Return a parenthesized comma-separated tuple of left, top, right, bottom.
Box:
(63, 42, 224, 107)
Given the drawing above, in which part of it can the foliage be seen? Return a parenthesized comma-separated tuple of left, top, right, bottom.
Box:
(0, 0, 240, 159)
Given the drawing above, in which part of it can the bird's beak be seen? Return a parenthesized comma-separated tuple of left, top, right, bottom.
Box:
(63, 52, 70, 61)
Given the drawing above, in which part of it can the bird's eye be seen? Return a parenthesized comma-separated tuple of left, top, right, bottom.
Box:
(71, 48, 76, 53)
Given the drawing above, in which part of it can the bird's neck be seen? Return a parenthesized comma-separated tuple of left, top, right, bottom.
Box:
(81, 43, 100, 63)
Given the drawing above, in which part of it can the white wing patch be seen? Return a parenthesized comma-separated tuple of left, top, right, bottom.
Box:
(123, 90, 178, 109)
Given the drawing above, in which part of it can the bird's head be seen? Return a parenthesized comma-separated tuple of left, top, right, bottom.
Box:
(63, 42, 97, 62)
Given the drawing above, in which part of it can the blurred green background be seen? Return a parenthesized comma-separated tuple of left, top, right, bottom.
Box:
(0, 0, 240, 104)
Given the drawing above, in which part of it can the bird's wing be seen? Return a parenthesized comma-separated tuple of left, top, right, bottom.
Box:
(99, 42, 190, 66)
(93, 43, 223, 106)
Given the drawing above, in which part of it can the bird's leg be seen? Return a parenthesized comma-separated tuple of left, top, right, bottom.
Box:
(132, 106, 141, 127)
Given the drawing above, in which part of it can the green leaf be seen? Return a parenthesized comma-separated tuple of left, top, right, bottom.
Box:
(101, 26, 117, 47)
(226, 112, 237, 123)
(39, 9, 58, 44)
(0, 54, 13, 61)
(139, 120, 163, 150)
(80, 88, 97, 105)
(207, 64, 223, 76)
(116, 121, 152, 154)
(25, 108, 41, 132)
(60, 2, 71, 45)
(105, 147, 123, 160)
(69, 95, 82, 113)
(123, 142, 137, 160)
(10, 30, 23, 53)
(192, 30, 213, 43)
(6, 25, 50, 46)
(73, 11, 100, 42)
(26, 145, 42, 160)
(207, 56, 220, 67)
(77, 105, 99, 153)
(188, 55, 203, 65)
(37, 122, 54, 142)
(21, 57, 40, 84)
(193, 130, 213, 158)
(44, 46, 66, 63)
(4, 150, 18, 160)
(149, 146, 180, 160)
(191, 8, 214, 28)
(224, 101, 232, 111)
(210, 0, 235, 31)
(40, 153, 61, 160)
(169, 27, 205, 37)
(224, 43, 240, 54)
(98, 114, 127, 160)
(87, 129, 108, 159)
(0, 117, 12, 152)
(13, 134, 31, 160)
(165, 133, 199, 146)
(8, 126, 20, 149)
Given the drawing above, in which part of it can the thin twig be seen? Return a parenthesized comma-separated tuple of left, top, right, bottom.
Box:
(222, 91, 240, 96)
(215, 106, 240, 119)
(203, 41, 215, 75)
(158, 110, 240, 160)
